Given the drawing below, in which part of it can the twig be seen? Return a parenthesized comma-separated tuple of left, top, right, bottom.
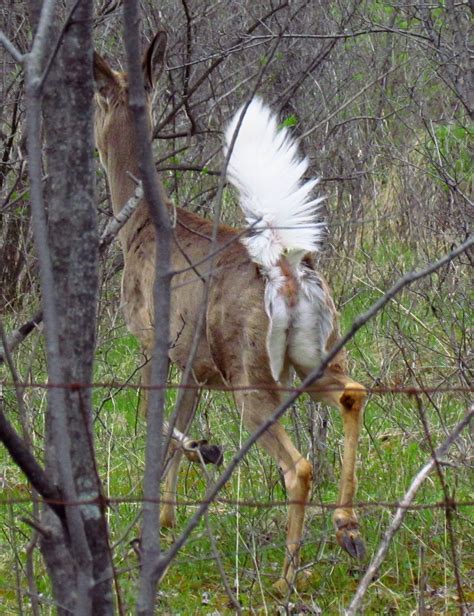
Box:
(20, 516, 51, 538)
(25, 531, 41, 616)
(413, 395, 467, 613)
(9, 503, 24, 615)
(204, 509, 242, 613)
(345, 406, 473, 616)
(0, 320, 29, 430)
(245, 28, 432, 43)
(163, 9, 287, 495)
(99, 181, 144, 253)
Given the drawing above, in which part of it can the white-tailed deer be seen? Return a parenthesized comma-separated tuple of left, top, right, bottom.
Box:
(94, 32, 366, 594)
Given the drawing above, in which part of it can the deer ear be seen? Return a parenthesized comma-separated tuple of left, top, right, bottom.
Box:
(142, 31, 167, 91)
(93, 52, 119, 100)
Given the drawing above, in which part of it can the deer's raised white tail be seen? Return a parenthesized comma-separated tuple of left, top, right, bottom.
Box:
(225, 98, 325, 268)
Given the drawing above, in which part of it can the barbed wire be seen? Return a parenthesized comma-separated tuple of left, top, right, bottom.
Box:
(0, 379, 472, 394)
(0, 494, 472, 511)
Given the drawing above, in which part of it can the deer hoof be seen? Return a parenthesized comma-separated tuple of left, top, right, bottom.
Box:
(336, 526, 366, 559)
(185, 440, 223, 466)
(199, 443, 223, 465)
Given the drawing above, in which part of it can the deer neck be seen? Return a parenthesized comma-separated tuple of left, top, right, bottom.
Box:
(103, 136, 158, 255)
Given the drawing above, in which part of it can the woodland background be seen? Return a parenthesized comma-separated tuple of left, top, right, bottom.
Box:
(0, 0, 472, 614)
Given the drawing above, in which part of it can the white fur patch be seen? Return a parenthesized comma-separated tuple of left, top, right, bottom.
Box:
(264, 267, 291, 382)
(225, 99, 325, 268)
(264, 264, 332, 382)
(287, 273, 333, 370)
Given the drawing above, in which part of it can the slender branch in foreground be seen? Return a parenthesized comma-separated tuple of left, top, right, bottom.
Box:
(121, 5, 172, 614)
(153, 235, 473, 579)
(345, 406, 473, 616)
(163, 18, 287, 504)
(204, 509, 242, 613)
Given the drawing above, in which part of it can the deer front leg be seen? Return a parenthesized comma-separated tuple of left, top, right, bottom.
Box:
(139, 354, 204, 527)
(160, 385, 201, 528)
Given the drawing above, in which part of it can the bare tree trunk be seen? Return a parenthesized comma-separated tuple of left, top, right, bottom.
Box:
(25, 1, 114, 612)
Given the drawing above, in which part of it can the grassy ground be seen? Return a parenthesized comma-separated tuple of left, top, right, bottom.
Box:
(0, 228, 472, 614)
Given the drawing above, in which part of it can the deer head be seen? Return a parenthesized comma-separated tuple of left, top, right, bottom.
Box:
(93, 31, 167, 170)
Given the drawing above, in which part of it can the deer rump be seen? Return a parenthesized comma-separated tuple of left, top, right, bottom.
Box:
(224, 99, 331, 384)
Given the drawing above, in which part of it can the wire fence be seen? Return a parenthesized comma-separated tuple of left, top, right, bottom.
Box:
(1, 379, 471, 511)
(0, 342, 472, 613)
(1, 379, 473, 395)
(0, 495, 473, 511)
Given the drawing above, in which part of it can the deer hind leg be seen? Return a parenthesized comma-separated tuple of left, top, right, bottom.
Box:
(295, 365, 367, 559)
(234, 389, 313, 595)
(160, 385, 201, 528)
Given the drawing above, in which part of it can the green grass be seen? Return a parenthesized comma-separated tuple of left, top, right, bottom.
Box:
(0, 230, 472, 614)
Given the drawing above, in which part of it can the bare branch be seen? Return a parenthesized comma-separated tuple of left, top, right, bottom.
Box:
(99, 181, 144, 253)
(0, 31, 24, 63)
(245, 29, 432, 43)
(0, 311, 43, 366)
(0, 399, 65, 522)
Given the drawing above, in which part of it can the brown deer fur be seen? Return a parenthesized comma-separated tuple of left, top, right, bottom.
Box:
(93, 32, 366, 594)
